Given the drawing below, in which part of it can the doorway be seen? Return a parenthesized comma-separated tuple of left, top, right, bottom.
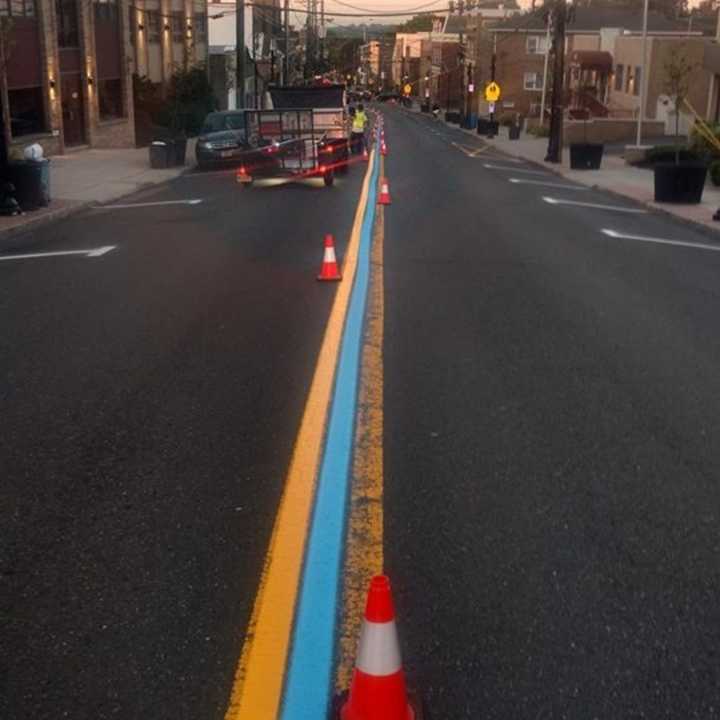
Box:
(61, 73, 86, 146)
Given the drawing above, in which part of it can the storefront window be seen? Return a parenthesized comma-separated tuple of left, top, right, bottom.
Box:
(98, 78, 124, 120)
(0, 0, 35, 17)
(8, 86, 45, 136)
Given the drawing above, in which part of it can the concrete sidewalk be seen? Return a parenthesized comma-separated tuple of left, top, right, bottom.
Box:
(0, 141, 196, 247)
(478, 130, 720, 233)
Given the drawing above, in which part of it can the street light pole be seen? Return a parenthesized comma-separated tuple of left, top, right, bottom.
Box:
(236, 0, 245, 108)
(539, 11, 551, 125)
(635, 0, 650, 146)
(284, 0, 290, 84)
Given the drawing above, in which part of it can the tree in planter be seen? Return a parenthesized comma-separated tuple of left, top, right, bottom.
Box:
(159, 64, 217, 138)
(663, 44, 697, 165)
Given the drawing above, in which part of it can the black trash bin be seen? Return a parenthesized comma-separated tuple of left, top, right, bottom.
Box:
(6, 160, 50, 211)
(149, 141, 171, 169)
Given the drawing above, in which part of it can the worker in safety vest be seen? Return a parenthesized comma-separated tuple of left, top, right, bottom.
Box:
(351, 104, 368, 155)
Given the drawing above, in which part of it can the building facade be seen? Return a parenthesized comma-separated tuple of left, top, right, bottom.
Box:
(1, 0, 139, 157)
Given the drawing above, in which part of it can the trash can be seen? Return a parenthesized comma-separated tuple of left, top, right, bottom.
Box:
(6, 159, 50, 211)
(149, 141, 171, 169)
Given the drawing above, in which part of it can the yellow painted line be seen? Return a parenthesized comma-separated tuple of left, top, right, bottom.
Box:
(224, 149, 378, 720)
(335, 157, 386, 692)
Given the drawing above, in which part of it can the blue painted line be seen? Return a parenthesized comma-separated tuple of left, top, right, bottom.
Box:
(280, 137, 382, 720)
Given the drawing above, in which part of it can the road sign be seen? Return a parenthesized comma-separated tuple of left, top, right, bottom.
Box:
(468, 83, 475, 93)
(484, 81, 501, 102)
(488, 101, 496, 114)
(403, 83, 412, 96)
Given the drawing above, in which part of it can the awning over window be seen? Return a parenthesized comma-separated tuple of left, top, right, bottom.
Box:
(569, 50, 613, 72)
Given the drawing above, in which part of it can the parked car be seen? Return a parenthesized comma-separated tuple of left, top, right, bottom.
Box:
(195, 111, 248, 168)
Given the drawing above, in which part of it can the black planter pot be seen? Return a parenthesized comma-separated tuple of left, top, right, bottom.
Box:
(569, 142, 604, 170)
(477, 118, 489, 135)
(445, 111, 461, 124)
(654, 162, 707, 204)
(486, 120, 499, 138)
(508, 125, 521, 140)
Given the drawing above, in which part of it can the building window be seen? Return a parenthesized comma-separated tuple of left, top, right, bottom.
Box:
(98, 78, 124, 119)
(146, 9, 161, 43)
(94, 0, 117, 20)
(56, 0, 79, 46)
(171, 11, 184, 42)
(524, 71, 543, 91)
(8, 86, 45, 136)
(625, 66, 633, 93)
(634, 66, 641, 96)
(0, 0, 35, 16)
(614, 64, 624, 91)
(526, 35, 548, 55)
(194, 12, 206, 41)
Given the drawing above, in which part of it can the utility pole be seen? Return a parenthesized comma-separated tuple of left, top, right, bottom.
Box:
(320, 0, 325, 73)
(284, 0, 290, 84)
(236, 0, 245, 108)
(635, 0, 649, 146)
(545, 0, 566, 164)
(458, 0, 465, 119)
(539, 11, 551, 125)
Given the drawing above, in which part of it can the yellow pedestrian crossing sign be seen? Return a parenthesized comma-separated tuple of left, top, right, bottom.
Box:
(403, 83, 412, 96)
(484, 82, 501, 102)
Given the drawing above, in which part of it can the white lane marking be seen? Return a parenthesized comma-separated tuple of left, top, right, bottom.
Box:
(0, 246, 116, 262)
(94, 199, 204, 210)
(485, 163, 550, 175)
(509, 178, 589, 190)
(601, 229, 720, 252)
(543, 197, 648, 213)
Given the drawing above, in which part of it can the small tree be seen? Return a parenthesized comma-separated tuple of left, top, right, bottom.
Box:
(663, 44, 696, 164)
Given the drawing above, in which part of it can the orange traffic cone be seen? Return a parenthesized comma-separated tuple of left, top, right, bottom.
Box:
(340, 576, 416, 720)
(317, 234, 341, 281)
(378, 178, 392, 205)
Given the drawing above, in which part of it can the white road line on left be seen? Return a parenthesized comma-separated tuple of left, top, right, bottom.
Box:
(94, 199, 203, 210)
(0, 246, 116, 262)
(601, 229, 720, 252)
(509, 178, 589, 191)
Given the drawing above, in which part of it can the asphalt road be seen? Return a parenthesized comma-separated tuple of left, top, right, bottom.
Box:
(382, 106, 720, 719)
(1, 166, 365, 719)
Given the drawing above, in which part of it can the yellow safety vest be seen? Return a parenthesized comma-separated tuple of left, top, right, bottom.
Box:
(353, 111, 368, 133)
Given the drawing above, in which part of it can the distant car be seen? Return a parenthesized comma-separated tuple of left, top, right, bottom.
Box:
(196, 111, 248, 168)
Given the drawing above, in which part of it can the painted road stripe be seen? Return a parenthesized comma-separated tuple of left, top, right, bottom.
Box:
(544, 197, 648, 213)
(509, 178, 589, 190)
(0, 246, 115, 262)
(484, 163, 550, 175)
(335, 161, 385, 694)
(601, 228, 720, 252)
(94, 199, 203, 209)
(223, 147, 378, 720)
(281, 133, 381, 720)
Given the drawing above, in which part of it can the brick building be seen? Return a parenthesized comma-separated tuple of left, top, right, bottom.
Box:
(1, 0, 138, 157)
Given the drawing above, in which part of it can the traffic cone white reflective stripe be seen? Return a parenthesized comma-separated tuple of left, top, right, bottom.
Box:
(323, 245, 337, 265)
(355, 617, 402, 675)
